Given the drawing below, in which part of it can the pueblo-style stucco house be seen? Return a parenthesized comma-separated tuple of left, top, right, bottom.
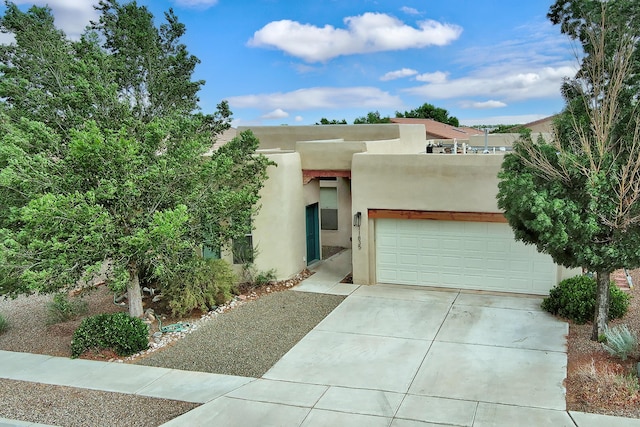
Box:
(217, 122, 575, 296)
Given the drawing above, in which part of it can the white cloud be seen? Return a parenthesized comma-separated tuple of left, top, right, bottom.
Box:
(404, 66, 575, 101)
(12, 0, 99, 40)
(460, 100, 507, 109)
(0, 32, 16, 45)
(294, 63, 319, 73)
(415, 71, 448, 83)
(228, 86, 403, 111)
(248, 12, 462, 62)
(173, 0, 219, 8)
(380, 68, 418, 81)
(262, 108, 289, 119)
(400, 6, 420, 15)
(295, 116, 304, 122)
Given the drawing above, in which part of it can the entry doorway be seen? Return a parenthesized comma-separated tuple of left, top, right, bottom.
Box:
(306, 203, 320, 264)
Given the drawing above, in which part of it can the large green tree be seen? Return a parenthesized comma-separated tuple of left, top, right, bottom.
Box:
(91, 0, 204, 121)
(0, 1, 271, 317)
(316, 118, 347, 125)
(353, 111, 391, 124)
(498, 1, 640, 340)
(395, 103, 459, 127)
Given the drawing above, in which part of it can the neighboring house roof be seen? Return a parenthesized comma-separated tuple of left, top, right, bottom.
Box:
(390, 118, 483, 140)
(505, 115, 558, 133)
(521, 115, 557, 133)
(206, 127, 237, 155)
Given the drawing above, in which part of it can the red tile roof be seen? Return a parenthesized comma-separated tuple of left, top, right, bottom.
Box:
(390, 118, 483, 140)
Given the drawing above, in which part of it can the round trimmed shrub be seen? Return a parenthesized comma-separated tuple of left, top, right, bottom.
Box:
(541, 275, 630, 324)
(71, 312, 149, 358)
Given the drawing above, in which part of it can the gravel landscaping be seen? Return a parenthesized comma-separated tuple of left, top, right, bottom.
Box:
(0, 379, 199, 427)
(0, 284, 345, 427)
(134, 290, 345, 377)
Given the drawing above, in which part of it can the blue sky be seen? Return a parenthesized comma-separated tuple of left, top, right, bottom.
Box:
(1, 0, 577, 127)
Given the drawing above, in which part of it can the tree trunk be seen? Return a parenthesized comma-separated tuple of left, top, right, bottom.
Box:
(128, 265, 144, 318)
(591, 270, 611, 341)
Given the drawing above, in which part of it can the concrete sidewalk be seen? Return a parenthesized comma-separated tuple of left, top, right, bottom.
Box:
(2, 249, 640, 426)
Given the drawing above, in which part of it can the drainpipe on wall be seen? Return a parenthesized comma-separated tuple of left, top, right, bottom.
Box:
(483, 129, 489, 154)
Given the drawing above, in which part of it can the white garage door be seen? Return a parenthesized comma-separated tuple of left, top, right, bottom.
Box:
(375, 218, 557, 295)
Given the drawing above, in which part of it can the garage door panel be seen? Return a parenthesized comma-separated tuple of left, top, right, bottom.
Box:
(419, 238, 439, 249)
(418, 254, 439, 265)
(398, 236, 419, 247)
(465, 239, 487, 252)
(399, 270, 418, 282)
(440, 256, 460, 267)
(375, 218, 557, 295)
(377, 235, 397, 247)
(509, 260, 533, 273)
(464, 257, 486, 269)
(399, 254, 418, 265)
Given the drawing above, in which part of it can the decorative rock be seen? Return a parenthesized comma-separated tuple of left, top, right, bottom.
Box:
(122, 269, 317, 363)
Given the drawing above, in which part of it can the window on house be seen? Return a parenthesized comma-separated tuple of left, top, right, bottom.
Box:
(202, 245, 220, 260)
(233, 234, 253, 264)
(232, 218, 254, 264)
(320, 187, 338, 230)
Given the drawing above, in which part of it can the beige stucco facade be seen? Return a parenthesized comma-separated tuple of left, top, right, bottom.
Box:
(251, 151, 307, 279)
(466, 132, 552, 149)
(233, 124, 576, 293)
(221, 151, 307, 281)
(350, 153, 577, 286)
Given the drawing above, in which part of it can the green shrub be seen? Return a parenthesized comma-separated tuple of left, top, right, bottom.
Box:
(602, 324, 638, 361)
(254, 269, 277, 286)
(160, 257, 236, 318)
(46, 292, 89, 325)
(71, 312, 149, 358)
(541, 275, 630, 324)
(0, 313, 8, 334)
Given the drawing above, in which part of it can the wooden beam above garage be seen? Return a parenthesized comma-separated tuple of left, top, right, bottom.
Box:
(368, 209, 508, 223)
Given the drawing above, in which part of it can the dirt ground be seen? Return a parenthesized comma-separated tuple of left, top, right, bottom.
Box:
(565, 269, 640, 418)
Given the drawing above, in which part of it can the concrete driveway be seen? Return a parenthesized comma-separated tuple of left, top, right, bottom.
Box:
(164, 282, 577, 426)
(3, 249, 638, 426)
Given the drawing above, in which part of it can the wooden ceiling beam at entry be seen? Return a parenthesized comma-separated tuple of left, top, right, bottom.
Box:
(368, 209, 507, 223)
(302, 169, 351, 184)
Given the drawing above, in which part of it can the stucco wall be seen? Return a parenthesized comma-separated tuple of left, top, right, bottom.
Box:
(303, 180, 320, 207)
(467, 132, 552, 148)
(351, 153, 577, 287)
(240, 124, 416, 151)
(251, 152, 306, 279)
(297, 140, 367, 170)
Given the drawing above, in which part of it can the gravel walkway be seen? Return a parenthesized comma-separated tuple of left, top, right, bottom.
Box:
(0, 289, 345, 426)
(135, 290, 346, 377)
(0, 379, 199, 427)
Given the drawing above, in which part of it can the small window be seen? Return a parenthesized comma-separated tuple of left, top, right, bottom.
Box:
(232, 217, 254, 264)
(320, 187, 338, 230)
(233, 234, 253, 264)
(203, 245, 220, 260)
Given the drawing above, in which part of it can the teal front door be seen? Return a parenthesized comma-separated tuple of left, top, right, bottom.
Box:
(306, 203, 320, 264)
